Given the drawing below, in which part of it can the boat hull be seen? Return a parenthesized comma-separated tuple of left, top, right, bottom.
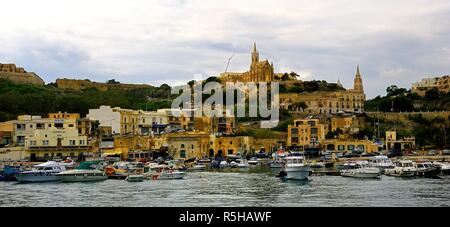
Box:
(385, 169, 416, 177)
(341, 170, 380, 179)
(15, 174, 59, 182)
(57, 175, 108, 182)
(285, 166, 311, 180)
(150, 172, 185, 180)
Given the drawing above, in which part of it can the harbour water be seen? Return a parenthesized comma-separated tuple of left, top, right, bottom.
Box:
(1, 168, 449, 207)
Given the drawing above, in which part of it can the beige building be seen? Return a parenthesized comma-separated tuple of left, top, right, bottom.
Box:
(287, 119, 327, 149)
(411, 75, 450, 96)
(330, 115, 364, 135)
(322, 139, 379, 153)
(166, 132, 211, 159)
(280, 66, 366, 115)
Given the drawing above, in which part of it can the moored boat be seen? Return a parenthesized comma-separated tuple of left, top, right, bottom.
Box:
(15, 161, 66, 183)
(126, 174, 144, 182)
(56, 161, 107, 182)
(189, 164, 207, 171)
(146, 169, 185, 180)
(414, 161, 440, 178)
(385, 160, 417, 177)
(340, 161, 381, 179)
(369, 156, 395, 173)
(434, 162, 450, 175)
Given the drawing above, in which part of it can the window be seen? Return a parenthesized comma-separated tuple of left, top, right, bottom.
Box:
(16, 124, 26, 130)
(30, 124, 33, 128)
(291, 137, 299, 143)
(69, 140, 76, 146)
(338, 145, 345, 151)
(228, 150, 234, 155)
(69, 124, 74, 127)
(181, 144, 185, 149)
(43, 140, 49, 146)
(180, 150, 186, 158)
(55, 123, 64, 129)
(36, 123, 44, 129)
(80, 140, 85, 145)
(311, 128, 318, 135)
(48, 124, 52, 127)
(348, 145, 355, 151)
(230, 141, 233, 145)
(191, 145, 194, 149)
(291, 128, 299, 135)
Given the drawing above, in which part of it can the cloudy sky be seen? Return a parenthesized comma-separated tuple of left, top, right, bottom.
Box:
(1, 0, 449, 98)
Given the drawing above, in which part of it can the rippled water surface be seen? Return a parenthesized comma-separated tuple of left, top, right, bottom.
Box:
(1, 169, 449, 207)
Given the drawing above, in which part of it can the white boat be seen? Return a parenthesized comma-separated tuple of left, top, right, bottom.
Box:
(236, 159, 250, 168)
(385, 160, 417, 177)
(126, 174, 144, 182)
(15, 161, 67, 182)
(147, 170, 185, 180)
(219, 161, 229, 168)
(229, 161, 239, 168)
(248, 158, 259, 166)
(369, 156, 395, 173)
(283, 156, 311, 180)
(307, 161, 325, 168)
(57, 169, 107, 182)
(189, 164, 207, 171)
(340, 161, 381, 179)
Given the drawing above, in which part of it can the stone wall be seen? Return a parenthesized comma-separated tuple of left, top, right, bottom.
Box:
(0, 63, 45, 86)
(56, 78, 152, 91)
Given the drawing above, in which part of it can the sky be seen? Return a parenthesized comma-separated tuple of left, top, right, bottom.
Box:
(0, 0, 449, 98)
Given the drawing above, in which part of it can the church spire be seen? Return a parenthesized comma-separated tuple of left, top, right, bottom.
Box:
(253, 42, 257, 52)
(251, 42, 259, 68)
(353, 65, 364, 93)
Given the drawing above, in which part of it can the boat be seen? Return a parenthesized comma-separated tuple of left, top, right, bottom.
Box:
(15, 161, 67, 182)
(219, 161, 229, 168)
(189, 164, 207, 171)
(126, 175, 144, 182)
(369, 156, 395, 173)
(340, 161, 381, 179)
(414, 161, 440, 178)
(236, 159, 250, 168)
(385, 160, 417, 177)
(307, 161, 325, 169)
(248, 157, 259, 166)
(146, 169, 186, 180)
(105, 162, 144, 179)
(282, 156, 311, 180)
(0, 165, 21, 181)
(56, 161, 107, 182)
(434, 162, 450, 175)
(270, 160, 284, 168)
(230, 161, 239, 168)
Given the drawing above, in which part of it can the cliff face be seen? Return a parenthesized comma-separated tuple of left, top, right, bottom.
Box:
(0, 63, 45, 86)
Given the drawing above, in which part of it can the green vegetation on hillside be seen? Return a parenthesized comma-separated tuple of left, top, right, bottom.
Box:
(365, 85, 450, 112)
(0, 79, 173, 122)
(280, 80, 346, 94)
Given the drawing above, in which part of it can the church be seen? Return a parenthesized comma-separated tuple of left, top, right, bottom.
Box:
(220, 43, 279, 83)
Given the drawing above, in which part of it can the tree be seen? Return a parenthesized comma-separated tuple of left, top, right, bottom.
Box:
(106, 79, 120, 84)
(425, 88, 440, 100)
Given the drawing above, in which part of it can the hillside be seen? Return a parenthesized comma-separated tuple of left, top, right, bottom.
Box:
(0, 79, 173, 121)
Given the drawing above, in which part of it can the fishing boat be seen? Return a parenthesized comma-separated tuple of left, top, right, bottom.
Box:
(369, 156, 395, 173)
(126, 175, 144, 182)
(56, 161, 107, 182)
(282, 156, 311, 180)
(385, 160, 417, 177)
(414, 161, 440, 178)
(15, 161, 67, 183)
(340, 161, 381, 179)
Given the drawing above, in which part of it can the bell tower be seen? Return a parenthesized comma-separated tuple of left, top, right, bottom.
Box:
(251, 42, 259, 68)
(353, 65, 364, 93)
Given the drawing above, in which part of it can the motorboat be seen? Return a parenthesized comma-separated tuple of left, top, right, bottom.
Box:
(189, 164, 207, 171)
(126, 174, 144, 182)
(219, 161, 229, 168)
(340, 161, 381, 179)
(105, 162, 144, 179)
(56, 161, 107, 182)
(0, 165, 21, 181)
(385, 160, 417, 177)
(270, 160, 284, 169)
(15, 161, 67, 182)
(282, 156, 311, 180)
(146, 168, 186, 180)
(369, 156, 395, 173)
(248, 157, 259, 166)
(236, 159, 250, 168)
(434, 162, 450, 175)
(414, 161, 440, 178)
(230, 161, 239, 168)
(307, 161, 325, 169)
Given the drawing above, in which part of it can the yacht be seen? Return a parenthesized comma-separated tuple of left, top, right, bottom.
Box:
(340, 161, 381, 179)
(15, 161, 66, 182)
(414, 161, 440, 177)
(385, 160, 417, 177)
(282, 156, 311, 180)
(370, 156, 395, 173)
(56, 161, 107, 182)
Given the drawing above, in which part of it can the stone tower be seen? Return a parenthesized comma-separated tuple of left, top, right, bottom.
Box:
(251, 42, 259, 69)
(353, 65, 364, 93)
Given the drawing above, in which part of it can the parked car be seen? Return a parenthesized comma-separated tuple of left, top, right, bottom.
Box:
(387, 149, 403, 158)
(442, 149, 450, 155)
(428, 150, 437, 156)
